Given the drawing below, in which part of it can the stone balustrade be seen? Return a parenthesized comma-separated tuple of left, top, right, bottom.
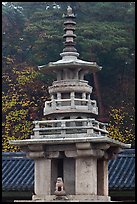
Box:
(44, 98, 98, 115)
(31, 119, 108, 139)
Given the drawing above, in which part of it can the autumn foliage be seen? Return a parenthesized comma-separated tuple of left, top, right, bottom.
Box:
(107, 105, 135, 145)
(2, 57, 50, 151)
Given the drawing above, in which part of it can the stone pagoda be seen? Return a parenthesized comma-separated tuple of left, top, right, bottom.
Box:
(10, 6, 130, 202)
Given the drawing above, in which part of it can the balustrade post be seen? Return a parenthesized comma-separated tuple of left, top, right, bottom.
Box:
(87, 119, 94, 135)
(57, 92, 61, 107)
(61, 121, 66, 135)
(70, 116, 76, 127)
(102, 125, 107, 131)
(98, 131, 102, 136)
(71, 92, 75, 108)
(83, 117, 87, 127)
(92, 100, 97, 114)
(82, 92, 86, 105)
(96, 122, 100, 129)
(34, 122, 40, 137)
(87, 94, 91, 110)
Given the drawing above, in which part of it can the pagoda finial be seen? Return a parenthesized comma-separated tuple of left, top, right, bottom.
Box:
(67, 6, 74, 17)
(60, 5, 79, 58)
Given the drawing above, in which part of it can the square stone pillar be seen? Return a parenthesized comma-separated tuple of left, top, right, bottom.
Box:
(64, 158, 75, 194)
(75, 157, 97, 195)
(35, 158, 51, 196)
(97, 159, 108, 196)
(51, 159, 58, 194)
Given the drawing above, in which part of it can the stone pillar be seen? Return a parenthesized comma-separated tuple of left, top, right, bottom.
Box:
(79, 70, 84, 80)
(35, 158, 51, 196)
(51, 159, 58, 194)
(75, 157, 97, 195)
(97, 159, 108, 196)
(64, 158, 75, 195)
(56, 71, 61, 81)
(51, 95, 56, 109)
(82, 92, 86, 100)
(57, 92, 61, 100)
(63, 69, 68, 80)
(87, 94, 92, 110)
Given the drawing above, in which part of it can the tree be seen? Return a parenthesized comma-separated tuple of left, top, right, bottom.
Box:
(2, 2, 26, 61)
(107, 105, 135, 146)
(2, 57, 50, 152)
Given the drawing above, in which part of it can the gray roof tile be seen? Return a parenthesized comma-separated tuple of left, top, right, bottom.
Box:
(2, 149, 135, 192)
(108, 149, 135, 190)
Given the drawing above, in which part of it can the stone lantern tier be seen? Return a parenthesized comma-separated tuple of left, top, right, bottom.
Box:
(44, 79, 98, 117)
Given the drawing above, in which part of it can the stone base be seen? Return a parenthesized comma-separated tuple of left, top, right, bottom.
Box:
(14, 195, 111, 202)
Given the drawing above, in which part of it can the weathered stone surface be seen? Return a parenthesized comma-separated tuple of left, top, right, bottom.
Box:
(97, 159, 108, 196)
(15, 194, 111, 202)
(75, 157, 97, 195)
(45, 151, 60, 159)
(9, 136, 131, 148)
(26, 151, 45, 159)
(65, 150, 77, 158)
(34, 159, 51, 195)
(76, 142, 91, 149)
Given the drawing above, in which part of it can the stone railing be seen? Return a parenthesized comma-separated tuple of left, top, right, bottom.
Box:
(31, 118, 108, 139)
(44, 98, 98, 115)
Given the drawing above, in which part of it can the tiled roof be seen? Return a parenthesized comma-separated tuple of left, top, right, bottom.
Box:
(108, 149, 135, 190)
(2, 152, 34, 192)
(2, 149, 135, 192)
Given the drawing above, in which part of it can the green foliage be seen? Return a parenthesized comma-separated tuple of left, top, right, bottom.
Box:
(2, 3, 25, 60)
(9, 2, 64, 65)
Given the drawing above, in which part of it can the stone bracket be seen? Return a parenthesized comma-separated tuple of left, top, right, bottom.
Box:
(77, 149, 104, 158)
(104, 146, 122, 160)
(26, 151, 45, 159)
(76, 142, 92, 150)
(65, 150, 77, 158)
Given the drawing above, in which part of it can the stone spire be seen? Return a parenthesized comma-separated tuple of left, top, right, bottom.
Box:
(38, 5, 102, 71)
(60, 6, 79, 59)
